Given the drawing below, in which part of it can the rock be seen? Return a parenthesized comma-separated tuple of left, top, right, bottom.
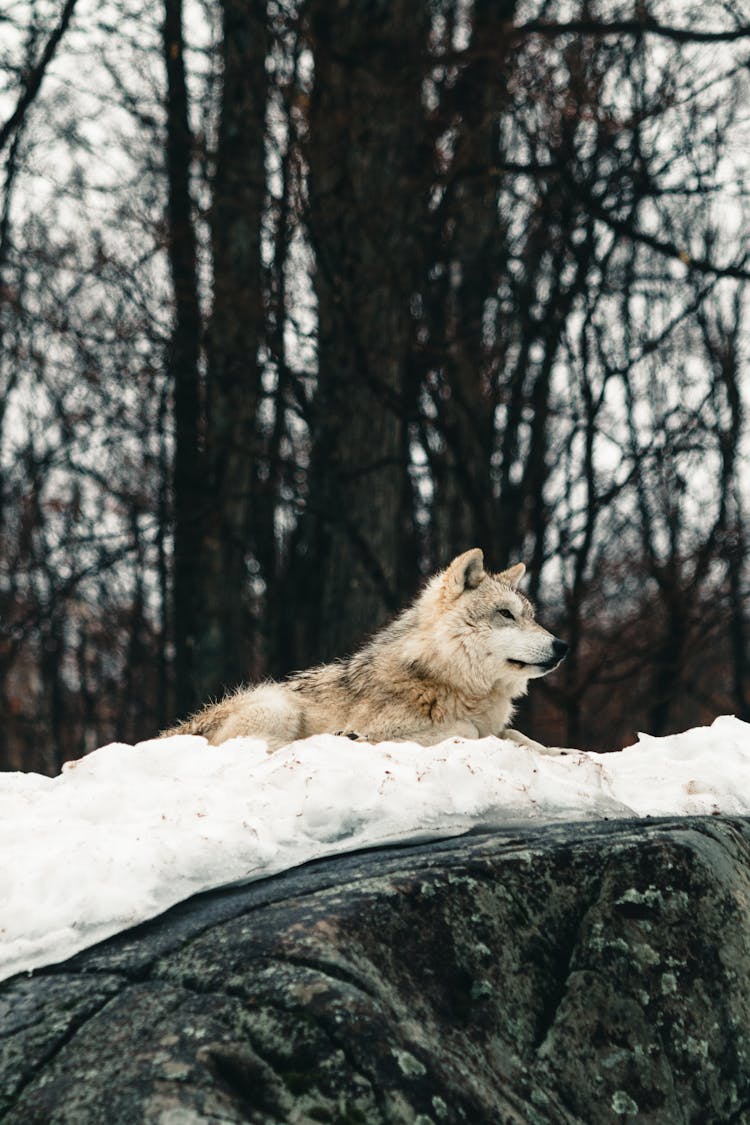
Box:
(2, 817, 750, 1124)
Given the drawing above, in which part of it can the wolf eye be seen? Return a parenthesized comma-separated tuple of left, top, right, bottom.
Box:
(497, 608, 515, 621)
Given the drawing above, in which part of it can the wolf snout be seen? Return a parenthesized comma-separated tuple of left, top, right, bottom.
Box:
(539, 637, 569, 670)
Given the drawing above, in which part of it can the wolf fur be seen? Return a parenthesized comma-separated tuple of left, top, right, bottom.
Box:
(162, 548, 569, 753)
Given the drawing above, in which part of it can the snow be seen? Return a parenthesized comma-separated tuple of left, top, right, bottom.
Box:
(1, 714, 749, 984)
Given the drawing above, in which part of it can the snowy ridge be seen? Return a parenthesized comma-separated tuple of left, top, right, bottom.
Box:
(2, 714, 749, 984)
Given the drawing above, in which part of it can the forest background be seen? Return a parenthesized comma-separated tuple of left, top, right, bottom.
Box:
(2, 0, 750, 774)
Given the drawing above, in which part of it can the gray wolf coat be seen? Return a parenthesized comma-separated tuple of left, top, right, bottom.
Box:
(163, 548, 568, 752)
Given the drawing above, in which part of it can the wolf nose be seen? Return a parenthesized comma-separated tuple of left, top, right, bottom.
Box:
(553, 638, 569, 660)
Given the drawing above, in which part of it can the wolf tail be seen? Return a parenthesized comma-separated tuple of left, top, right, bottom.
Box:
(158, 714, 207, 739)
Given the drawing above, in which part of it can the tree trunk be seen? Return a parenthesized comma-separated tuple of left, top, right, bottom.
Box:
(425, 0, 517, 570)
(286, 0, 431, 667)
(163, 0, 203, 716)
(195, 0, 268, 700)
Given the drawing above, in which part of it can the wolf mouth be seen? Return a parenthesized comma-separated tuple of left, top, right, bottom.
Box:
(507, 657, 561, 670)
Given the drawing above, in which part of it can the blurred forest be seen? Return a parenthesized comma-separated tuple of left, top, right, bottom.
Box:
(1, 0, 750, 772)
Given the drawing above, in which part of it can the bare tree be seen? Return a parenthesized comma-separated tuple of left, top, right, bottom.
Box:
(282, 0, 432, 666)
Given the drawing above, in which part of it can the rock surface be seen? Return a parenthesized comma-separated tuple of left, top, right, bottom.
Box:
(2, 817, 750, 1124)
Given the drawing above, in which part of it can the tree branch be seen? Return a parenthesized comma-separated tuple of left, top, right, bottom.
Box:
(0, 0, 78, 156)
(515, 17, 750, 45)
(587, 199, 750, 281)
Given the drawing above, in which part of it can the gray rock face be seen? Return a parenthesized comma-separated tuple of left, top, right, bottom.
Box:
(2, 817, 750, 1124)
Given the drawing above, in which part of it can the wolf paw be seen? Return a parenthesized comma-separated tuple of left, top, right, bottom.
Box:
(501, 729, 572, 755)
(334, 730, 368, 742)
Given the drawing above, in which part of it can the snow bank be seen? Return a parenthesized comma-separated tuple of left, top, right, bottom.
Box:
(2, 715, 749, 983)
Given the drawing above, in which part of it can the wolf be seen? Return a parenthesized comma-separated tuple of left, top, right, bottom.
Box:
(162, 548, 568, 753)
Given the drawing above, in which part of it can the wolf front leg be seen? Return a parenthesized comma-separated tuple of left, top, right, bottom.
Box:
(501, 728, 570, 756)
(344, 720, 483, 747)
(402, 720, 483, 745)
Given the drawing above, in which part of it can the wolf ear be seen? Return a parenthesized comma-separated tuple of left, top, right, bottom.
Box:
(443, 548, 486, 596)
(500, 562, 526, 589)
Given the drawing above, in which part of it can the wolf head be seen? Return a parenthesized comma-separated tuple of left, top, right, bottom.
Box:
(399, 548, 568, 698)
